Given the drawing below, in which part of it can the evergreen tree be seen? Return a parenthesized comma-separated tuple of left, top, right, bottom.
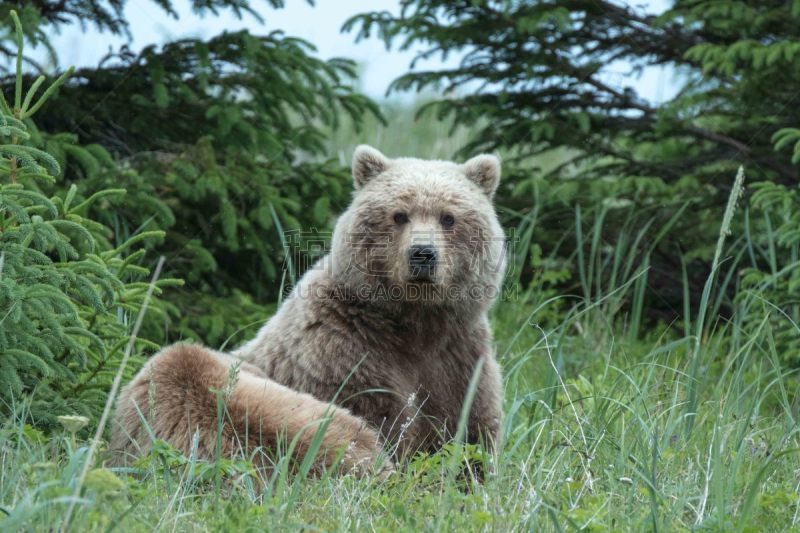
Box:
(347, 1, 800, 339)
(1, 0, 380, 346)
(0, 11, 177, 425)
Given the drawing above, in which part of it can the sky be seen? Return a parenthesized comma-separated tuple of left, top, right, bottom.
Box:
(36, 0, 677, 103)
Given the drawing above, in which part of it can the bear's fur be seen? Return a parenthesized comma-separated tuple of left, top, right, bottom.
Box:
(111, 146, 506, 476)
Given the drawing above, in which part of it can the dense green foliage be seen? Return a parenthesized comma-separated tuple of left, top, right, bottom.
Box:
(2, 0, 380, 348)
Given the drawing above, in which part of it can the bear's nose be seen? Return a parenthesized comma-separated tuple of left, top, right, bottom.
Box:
(409, 244, 437, 279)
(409, 245, 437, 265)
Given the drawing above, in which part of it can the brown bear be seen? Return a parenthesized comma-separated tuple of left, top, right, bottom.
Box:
(110, 145, 507, 476)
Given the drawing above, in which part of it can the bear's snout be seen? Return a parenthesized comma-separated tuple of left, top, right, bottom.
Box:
(408, 244, 437, 280)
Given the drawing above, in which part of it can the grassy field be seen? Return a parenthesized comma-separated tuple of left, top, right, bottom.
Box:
(2, 106, 799, 531)
(2, 284, 798, 530)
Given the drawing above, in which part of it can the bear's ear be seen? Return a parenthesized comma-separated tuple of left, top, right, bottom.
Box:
(352, 145, 390, 189)
(463, 153, 501, 197)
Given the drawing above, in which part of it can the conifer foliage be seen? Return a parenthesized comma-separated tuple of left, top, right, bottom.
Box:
(347, 0, 800, 342)
(348, 0, 799, 186)
(0, 11, 176, 426)
(3, 0, 380, 346)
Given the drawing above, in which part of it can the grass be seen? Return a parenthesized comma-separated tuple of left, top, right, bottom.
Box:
(2, 290, 799, 530)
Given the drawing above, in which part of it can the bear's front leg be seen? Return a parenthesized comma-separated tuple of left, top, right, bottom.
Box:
(466, 355, 504, 452)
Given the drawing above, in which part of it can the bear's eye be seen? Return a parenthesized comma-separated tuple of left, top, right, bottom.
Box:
(393, 212, 409, 225)
(440, 213, 455, 229)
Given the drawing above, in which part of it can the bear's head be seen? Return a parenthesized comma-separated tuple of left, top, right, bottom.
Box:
(329, 145, 506, 311)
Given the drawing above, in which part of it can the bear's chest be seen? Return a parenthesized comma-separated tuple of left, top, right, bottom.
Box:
(366, 325, 487, 440)
(297, 301, 493, 453)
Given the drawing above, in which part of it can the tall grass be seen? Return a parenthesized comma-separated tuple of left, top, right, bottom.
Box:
(685, 166, 746, 436)
(3, 306, 797, 529)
